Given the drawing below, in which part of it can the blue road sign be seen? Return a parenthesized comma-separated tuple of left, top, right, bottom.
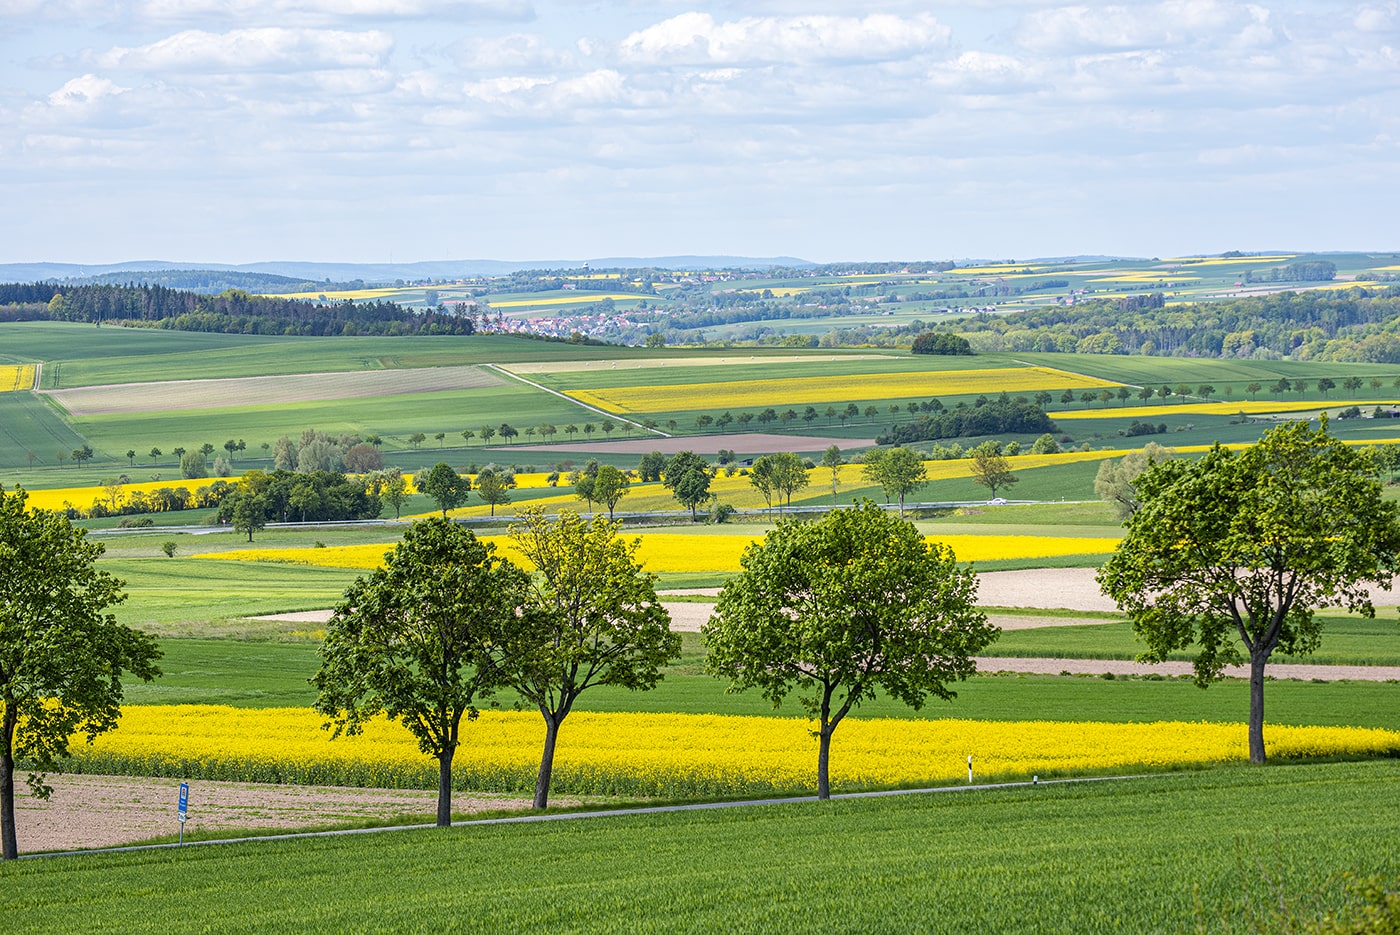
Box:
(178, 782, 189, 823)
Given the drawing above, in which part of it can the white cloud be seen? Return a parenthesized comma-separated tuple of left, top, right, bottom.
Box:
(93, 27, 394, 72)
(453, 32, 572, 71)
(619, 12, 950, 65)
(45, 73, 128, 107)
(1017, 1, 1277, 53)
(133, 0, 532, 22)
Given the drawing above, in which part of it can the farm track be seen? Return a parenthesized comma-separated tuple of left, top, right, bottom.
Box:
(18, 772, 1150, 859)
(483, 363, 667, 437)
(41, 366, 507, 415)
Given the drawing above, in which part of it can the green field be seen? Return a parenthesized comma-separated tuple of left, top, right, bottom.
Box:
(5, 762, 1398, 933)
(989, 616, 1400, 667)
(122, 634, 1400, 729)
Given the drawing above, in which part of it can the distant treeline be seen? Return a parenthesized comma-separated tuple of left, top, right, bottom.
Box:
(0, 283, 475, 336)
(52, 269, 363, 295)
(932, 286, 1400, 362)
(877, 396, 1056, 445)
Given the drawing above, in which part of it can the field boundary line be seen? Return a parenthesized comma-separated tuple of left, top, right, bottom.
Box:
(483, 363, 669, 437)
(17, 773, 1156, 861)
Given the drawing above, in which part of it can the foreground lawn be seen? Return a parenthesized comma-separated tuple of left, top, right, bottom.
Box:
(5, 761, 1397, 933)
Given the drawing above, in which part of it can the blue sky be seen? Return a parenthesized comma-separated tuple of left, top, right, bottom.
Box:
(1, 1, 1397, 265)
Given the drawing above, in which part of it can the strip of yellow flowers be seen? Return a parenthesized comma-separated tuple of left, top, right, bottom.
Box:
(194, 531, 1116, 574)
(64, 706, 1400, 797)
(0, 364, 37, 393)
(567, 366, 1118, 414)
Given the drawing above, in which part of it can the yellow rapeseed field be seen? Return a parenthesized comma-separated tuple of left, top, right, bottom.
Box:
(195, 528, 1116, 574)
(567, 366, 1119, 414)
(0, 364, 37, 393)
(21, 477, 219, 513)
(491, 294, 644, 308)
(68, 705, 1400, 797)
(1050, 400, 1384, 421)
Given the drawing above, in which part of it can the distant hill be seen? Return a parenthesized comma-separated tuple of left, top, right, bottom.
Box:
(0, 256, 816, 285)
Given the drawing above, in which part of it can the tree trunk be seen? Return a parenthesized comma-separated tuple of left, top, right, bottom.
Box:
(534, 715, 560, 809)
(817, 725, 832, 800)
(1249, 652, 1268, 764)
(436, 750, 454, 827)
(1, 735, 15, 860)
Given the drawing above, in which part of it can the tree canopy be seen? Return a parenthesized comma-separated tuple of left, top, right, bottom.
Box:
(861, 447, 928, 515)
(749, 452, 810, 517)
(704, 501, 996, 798)
(312, 517, 528, 826)
(421, 462, 471, 517)
(1097, 421, 1400, 763)
(0, 485, 161, 859)
(1092, 442, 1175, 520)
(969, 442, 1019, 499)
(492, 509, 678, 808)
(663, 451, 713, 521)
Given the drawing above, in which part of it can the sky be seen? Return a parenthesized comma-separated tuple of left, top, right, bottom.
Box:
(1, 0, 1397, 266)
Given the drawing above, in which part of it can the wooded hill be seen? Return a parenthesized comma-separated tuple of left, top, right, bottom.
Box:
(941, 287, 1400, 363)
(0, 283, 474, 336)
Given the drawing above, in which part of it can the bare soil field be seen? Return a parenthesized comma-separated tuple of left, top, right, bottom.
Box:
(512, 432, 872, 456)
(43, 365, 504, 416)
(16, 774, 570, 855)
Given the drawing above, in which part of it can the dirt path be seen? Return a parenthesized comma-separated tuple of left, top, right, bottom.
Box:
(14, 774, 567, 856)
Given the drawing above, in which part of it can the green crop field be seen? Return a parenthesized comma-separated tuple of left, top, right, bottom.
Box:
(119, 634, 1400, 729)
(5, 762, 1398, 933)
(988, 616, 1400, 667)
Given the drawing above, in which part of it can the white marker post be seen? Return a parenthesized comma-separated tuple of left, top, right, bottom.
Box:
(967, 755, 973, 784)
(178, 782, 189, 845)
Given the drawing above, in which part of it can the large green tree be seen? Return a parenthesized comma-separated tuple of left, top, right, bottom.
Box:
(969, 442, 1018, 500)
(705, 501, 995, 799)
(0, 486, 161, 859)
(1097, 421, 1400, 763)
(663, 451, 712, 521)
(422, 462, 471, 517)
(861, 446, 928, 515)
(591, 464, 631, 520)
(1093, 442, 1175, 520)
(492, 509, 679, 808)
(474, 468, 514, 516)
(313, 518, 528, 826)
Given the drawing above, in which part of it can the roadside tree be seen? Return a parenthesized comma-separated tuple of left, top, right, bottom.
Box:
(819, 445, 843, 503)
(592, 464, 631, 520)
(491, 509, 678, 808)
(313, 518, 528, 826)
(475, 467, 514, 515)
(422, 462, 472, 517)
(1097, 421, 1400, 763)
(1093, 442, 1174, 520)
(861, 446, 927, 515)
(0, 485, 161, 860)
(704, 501, 995, 799)
(664, 451, 712, 520)
(969, 442, 1019, 499)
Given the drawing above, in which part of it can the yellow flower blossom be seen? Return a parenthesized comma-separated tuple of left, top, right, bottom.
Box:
(67, 706, 1400, 797)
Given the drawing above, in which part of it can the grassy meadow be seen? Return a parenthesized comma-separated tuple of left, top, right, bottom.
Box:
(5, 762, 1399, 933)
